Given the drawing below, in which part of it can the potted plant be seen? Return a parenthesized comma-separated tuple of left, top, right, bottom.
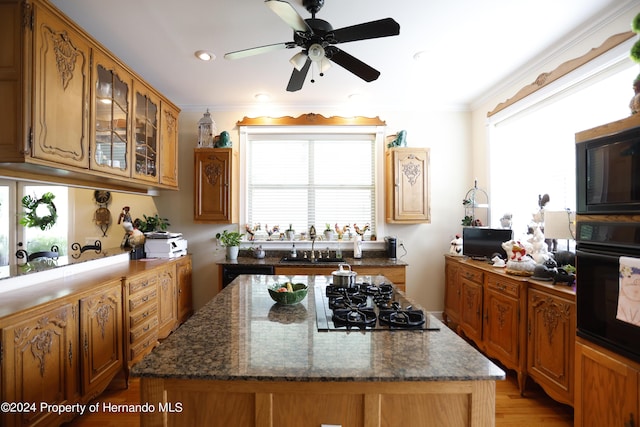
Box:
(216, 229, 244, 260)
(324, 223, 334, 241)
(136, 214, 170, 233)
(285, 224, 295, 241)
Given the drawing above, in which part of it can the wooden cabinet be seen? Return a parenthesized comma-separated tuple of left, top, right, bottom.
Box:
(446, 256, 563, 398)
(194, 148, 238, 223)
(1, 302, 79, 427)
(176, 255, 193, 323)
(527, 286, 575, 406)
(123, 270, 159, 373)
(458, 265, 484, 345)
(385, 147, 430, 223)
(0, 0, 180, 192)
(443, 257, 461, 326)
(157, 264, 177, 339)
(575, 337, 639, 427)
(32, 1, 92, 169)
(79, 280, 123, 401)
(484, 275, 526, 392)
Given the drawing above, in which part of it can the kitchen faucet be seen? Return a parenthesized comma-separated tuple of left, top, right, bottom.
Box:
(309, 225, 317, 262)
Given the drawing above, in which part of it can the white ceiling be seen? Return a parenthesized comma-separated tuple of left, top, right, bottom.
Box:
(50, 0, 627, 111)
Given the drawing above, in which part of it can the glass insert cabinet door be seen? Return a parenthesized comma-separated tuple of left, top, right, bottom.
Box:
(133, 87, 158, 181)
(94, 62, 129, 175)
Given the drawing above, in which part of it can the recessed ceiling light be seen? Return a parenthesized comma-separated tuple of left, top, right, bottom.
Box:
(255, 93, 270, 102)
(195, 50, 215, 61)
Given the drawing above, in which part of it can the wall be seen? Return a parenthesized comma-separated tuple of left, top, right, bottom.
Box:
(155, 108, 472, 313)
(469, 6, 639, 197)
(70, 188, 158, 250)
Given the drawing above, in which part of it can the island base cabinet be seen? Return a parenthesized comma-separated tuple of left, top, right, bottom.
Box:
(139, 378, 495, 427)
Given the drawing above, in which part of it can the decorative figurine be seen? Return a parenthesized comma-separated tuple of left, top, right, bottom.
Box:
(449, 234, 463, 256)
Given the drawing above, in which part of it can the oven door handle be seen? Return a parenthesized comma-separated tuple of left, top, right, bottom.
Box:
(576, 248, 637, 262)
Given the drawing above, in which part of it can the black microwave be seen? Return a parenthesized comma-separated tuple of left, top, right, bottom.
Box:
(576, 125, 640, 214)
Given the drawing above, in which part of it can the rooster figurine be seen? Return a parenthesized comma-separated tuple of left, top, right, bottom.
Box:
(335, 224, 350, 240)
(353, 223, 370, 236)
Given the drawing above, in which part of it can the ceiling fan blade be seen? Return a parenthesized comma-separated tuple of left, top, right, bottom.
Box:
(328, 48, 380, 82)
(224, 42, 296, 60)
(286, 58, 311, 92)
(265, 0, 312, 33)
(330, 18, 400, 44)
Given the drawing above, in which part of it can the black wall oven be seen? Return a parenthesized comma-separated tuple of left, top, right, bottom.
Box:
(576, 124, 640, 214)
(576, 221, 640, 364)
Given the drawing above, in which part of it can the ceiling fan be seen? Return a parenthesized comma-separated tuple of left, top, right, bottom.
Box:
(224, 0, 400, 92)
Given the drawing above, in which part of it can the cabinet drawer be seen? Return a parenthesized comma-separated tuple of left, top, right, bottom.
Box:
(460, 268, 483, 284)
(130, 332, 158, 360)
(130, 315, 159, 343)
(487, 276, 520, 298)
(130, 304, 158, 329)
(128, 288, 157, 312)
(128, 274, 158, 295)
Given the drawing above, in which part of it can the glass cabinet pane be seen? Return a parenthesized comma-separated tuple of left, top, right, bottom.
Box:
(134, 92, 158, 178)
(95, 64, 128, 170)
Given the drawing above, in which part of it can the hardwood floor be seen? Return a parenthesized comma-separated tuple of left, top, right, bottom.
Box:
(63, 370, 573, 426)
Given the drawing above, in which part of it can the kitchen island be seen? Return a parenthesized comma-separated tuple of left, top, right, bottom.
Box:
(132, 275, 505, 427)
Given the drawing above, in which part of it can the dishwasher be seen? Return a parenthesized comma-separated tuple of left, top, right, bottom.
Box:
(221, 264, 275, 288)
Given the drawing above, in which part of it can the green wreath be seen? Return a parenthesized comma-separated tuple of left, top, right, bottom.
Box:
(20, 192, 58, 231)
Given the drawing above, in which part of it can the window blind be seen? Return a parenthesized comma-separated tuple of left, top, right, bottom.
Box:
(247, 133, 376, 237)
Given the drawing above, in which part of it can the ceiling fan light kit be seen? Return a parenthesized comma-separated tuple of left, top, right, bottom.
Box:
(224, 0, 399, 92)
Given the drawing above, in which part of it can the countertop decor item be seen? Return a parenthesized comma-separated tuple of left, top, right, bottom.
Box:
(216, 229, 244, 260)
(268, 282, 308, 305)
(197, 109, 216, 147)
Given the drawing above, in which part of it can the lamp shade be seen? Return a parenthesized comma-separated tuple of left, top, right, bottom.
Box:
(289, 52, 308, 71)
(543, 210, 575, 240)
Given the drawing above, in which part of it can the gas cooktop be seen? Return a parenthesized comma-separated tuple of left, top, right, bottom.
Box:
(314, 282, 440, 332)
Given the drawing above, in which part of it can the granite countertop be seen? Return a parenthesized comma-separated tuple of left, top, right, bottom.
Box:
(131, 275, 505, 383)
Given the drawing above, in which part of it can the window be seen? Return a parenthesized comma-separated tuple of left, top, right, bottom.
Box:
(241, 125, 385, 239)
(20, 184, 69, 256)
(488, 44, 637, 237)
(0, 181, 68, 272)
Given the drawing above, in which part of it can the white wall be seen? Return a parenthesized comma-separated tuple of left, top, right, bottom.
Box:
(155, 108, 471, 313)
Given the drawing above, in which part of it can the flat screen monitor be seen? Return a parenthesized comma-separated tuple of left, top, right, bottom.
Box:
(462, 228, 513, 261)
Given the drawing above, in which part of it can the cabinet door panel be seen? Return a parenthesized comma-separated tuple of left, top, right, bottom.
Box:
(459, 279, 483, 344)
(484, 289, 519, 365)
(575, 341, 639, 427)
(157, 265, 177, 338)
(386, 148, 430, 223)
(527, 289, 574, 404)
(91, 49, 132, 177)
(80, 284, 123, 398)
(32, 4, 91, 168)
(194, 148, 232, 222)
(444, 260, 461, 324)
(160, 102, 179, 187)
(176, 256, 193, 323)
(1, 303, 78, 426)
(132, 82, 160, 182)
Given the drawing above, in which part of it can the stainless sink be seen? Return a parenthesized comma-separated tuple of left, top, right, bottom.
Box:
(279, 256, 345, 263)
